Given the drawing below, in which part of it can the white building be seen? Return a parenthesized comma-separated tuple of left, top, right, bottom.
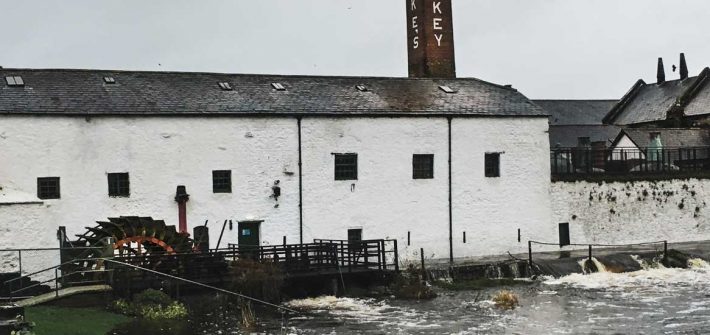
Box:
(0, 70, 553, 261)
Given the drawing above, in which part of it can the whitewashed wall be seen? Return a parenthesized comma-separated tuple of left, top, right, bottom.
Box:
(0, 116, 301, 256)
(551, 179, 710, 245)
(452, 118, 555, 258)
(0, 115, 553, 266)
(301, 117, 450, 261)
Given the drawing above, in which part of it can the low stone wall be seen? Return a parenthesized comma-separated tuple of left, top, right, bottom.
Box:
(551, 178, 710, 245)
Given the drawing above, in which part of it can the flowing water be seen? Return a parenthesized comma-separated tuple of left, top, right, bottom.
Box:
(110, 258, 710, 334)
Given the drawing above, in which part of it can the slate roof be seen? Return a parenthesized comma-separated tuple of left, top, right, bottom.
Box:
(609, 78, 697, 125)
(603, 67, 710, 125)
(549, 125, 620, 148)
(614, 128, 710, 148)
(0, 68, 546, 117)
(533, 100, 617, 125)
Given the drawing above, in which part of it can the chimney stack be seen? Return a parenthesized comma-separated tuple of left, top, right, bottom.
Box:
(406, 0, 456, 78)
(657, 57, 666, 84)
(680, 53, 688, 80)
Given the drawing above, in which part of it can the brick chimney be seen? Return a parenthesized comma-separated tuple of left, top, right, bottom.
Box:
(406, 0, 456, 78)
(680, 53, 688, 80)
(657, 57, 665, 84)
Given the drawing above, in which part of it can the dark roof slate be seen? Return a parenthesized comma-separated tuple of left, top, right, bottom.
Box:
(0, 68, 545, 117)
(618, 128, 710, 148)
(549, 125, 620, 148)
(533, 100, 617, 125)
(611, 78, 697, 125)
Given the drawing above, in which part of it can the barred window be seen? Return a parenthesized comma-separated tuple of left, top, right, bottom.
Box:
(108, 173, 130, 197)
(412, 154, 434, 179)
(212, 170, 232, 193)
(37, 177, 60, 199)
(334, 154, 358, 180)
(485, 153, 501, 178)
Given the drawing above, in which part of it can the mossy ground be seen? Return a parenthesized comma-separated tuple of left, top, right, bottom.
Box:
(25, 305, 131, 335)
(434, 278, 533, 291)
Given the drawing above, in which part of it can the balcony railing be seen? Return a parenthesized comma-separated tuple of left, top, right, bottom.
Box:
(551, 146, 710, 180)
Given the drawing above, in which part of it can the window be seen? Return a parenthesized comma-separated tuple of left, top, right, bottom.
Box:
(484, 153, 501, 177)
(218, 82, 232, 91)
(438, 85, 456, 93)
(271, 82, 286, 91)
(37, 177, 60, 199)
(103, 77, 116, 84)
(334, 154, 358, 180)
(212, 170, 232, 193)
(5, 76, 24, 87)
(107, 173, 130, 197)
(356, 84, 369, 92)
(412, 154, 434, 179)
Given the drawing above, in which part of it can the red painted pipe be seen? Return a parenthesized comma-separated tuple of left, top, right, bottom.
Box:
(175, 185, 190, 234)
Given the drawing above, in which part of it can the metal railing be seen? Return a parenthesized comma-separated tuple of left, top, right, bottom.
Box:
(312, 239, 399, 272)
(551, 146, 710, 179)
(527, 240, 668, 268)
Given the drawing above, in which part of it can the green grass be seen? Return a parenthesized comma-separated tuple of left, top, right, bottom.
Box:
(25, 306, 131, 335)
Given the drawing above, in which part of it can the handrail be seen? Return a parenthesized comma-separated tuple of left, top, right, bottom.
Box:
(10, 269, 113, 295)
(529, 240, 667, 248)
(0, 246, 102, 252)
(3, 257, 104, 286)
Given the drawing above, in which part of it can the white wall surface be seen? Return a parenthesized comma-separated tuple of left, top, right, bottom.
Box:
(452, 117, 555, 258)
(0, 115, 553, 267)
(551, 179, 710, 245)
(0, 116, 301, 256)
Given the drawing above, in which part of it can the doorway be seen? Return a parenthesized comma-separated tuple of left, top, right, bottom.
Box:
(238, 220, 262, 247)
(559, 223, 570, 247)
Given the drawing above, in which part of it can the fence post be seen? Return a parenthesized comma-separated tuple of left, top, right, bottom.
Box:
(18, 250, 22, 277)
(663, 241, 668, 263)
(588, 245, 593, 261)
(420, 248, 426, 283)
(55, 268, 59, 298)
(528, 241, 533, 267)
(393, 240, 399, 272)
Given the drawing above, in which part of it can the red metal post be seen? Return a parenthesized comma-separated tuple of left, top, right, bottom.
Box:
(175, 186, 190, 234)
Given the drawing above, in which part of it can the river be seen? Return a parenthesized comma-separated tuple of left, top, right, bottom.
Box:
(110, 258, 710, 334)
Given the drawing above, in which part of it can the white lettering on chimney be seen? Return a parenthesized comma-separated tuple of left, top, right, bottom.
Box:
(435, 34, 443, 46)
(433, 18, 442, 30)
(413, 36, 419, 49)
(411, 0, 417, 11)
(412, 16, 418, 29)
(433, 1, 442, 14)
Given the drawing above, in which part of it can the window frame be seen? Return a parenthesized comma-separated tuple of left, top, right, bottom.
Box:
(334, 153, 358, 181)
(37, 177, 60, 199)
(107, 172, 130, 197)
(212, 170, 232, 193)
(484, 152, 501, 178)
(412, 154, 435, 179)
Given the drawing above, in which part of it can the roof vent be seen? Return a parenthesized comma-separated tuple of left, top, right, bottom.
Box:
(5, 76, 24, 87)
(103, 76, 116, 84)
(218, 82, 233, 91)
(438, 85, 456, 93)
(271, 82, 286, 91)
(356, 84, 369, 92)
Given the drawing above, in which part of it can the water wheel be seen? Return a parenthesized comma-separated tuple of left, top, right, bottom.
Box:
(66, 216, 194, 273)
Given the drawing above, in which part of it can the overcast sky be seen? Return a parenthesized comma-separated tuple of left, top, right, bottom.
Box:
(2, 0, 709, 99)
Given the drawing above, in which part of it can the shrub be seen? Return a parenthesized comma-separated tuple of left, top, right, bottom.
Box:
(110, 289, 188, 320)
(492, 290, 519, 310)
(228, 259, 284, 303)
(391, 264, 437, 300)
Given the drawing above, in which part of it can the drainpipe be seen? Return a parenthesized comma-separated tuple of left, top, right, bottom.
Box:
(297, 117, 304, 244)
(448, 117, 453, 265)
(175, 185, 190, 234)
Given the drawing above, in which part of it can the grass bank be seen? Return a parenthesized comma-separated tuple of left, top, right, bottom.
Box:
(25, 306, 131, 335)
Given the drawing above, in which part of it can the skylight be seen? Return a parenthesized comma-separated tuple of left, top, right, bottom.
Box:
(103, 77, 116, 84)
(356, 84, 369, 92)
(271, 82, 286, 91)
(218, 82, 233, 91)
(438, 85, 456, 93)
(5, 76, 24, 87)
